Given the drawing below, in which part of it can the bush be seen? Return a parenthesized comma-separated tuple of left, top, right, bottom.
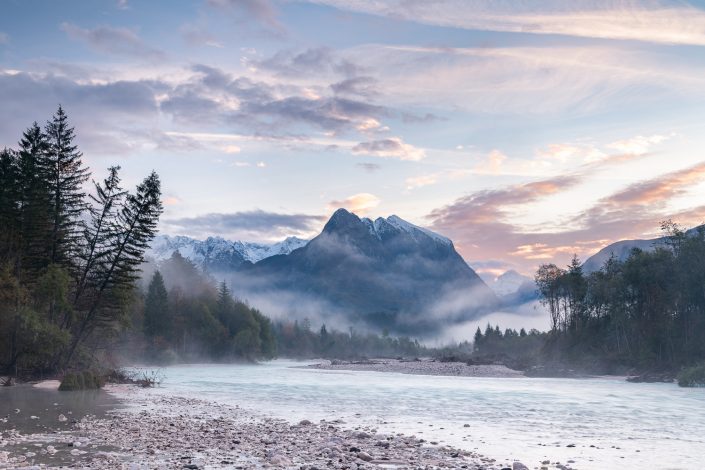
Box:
(58, 370, 104, 391)
(677, 363, 705, 387)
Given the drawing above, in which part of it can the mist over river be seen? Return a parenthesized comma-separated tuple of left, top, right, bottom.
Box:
(138, 360, 705, 470)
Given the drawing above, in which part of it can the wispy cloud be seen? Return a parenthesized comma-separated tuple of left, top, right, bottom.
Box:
(356, 162, 382, 172)
(351, 137, 425, 161)
(61, 23, 166, 60)
(428, 159, 705, 273)
(328, 193, 380, 215)
(206, 0, 285, 34)
(164, 210, 325, 240)
(310, 0, 705, 46)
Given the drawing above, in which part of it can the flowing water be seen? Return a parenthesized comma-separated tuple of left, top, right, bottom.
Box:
(144, 360, 703, 470)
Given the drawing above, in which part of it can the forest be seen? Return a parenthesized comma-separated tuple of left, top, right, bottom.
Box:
(0, 107, 163, 377)
(534, 221, 705, 375)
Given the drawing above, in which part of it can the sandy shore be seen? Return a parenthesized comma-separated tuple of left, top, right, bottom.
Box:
(0, 381, 547, 469)
(306, 359, 525, 378)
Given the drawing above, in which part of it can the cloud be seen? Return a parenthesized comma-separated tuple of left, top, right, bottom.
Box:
(428, 159, 705, 274)
(331, 76, 378, 97)
(0, 70, 159, 155)
(356, 162, 381, 172)
(61, 23, 165, 60)
(352, 137, 425, 161)
(340, 43, 705, 116)
(256, 47, 360, 77)
(405, 174, 439, 190)
(164, 210, 325, 240)
(206, 0, 284, 33)
(180, 23, 223, 48)
(584, 162, 705, 222)
(328, 193, 380, 215)
(607, 134, 672, 155)
(309, 0, 705, 46)
(475, 149, 508, 174)
(0, 32, 8, 44)
(160, 64, 392, 137)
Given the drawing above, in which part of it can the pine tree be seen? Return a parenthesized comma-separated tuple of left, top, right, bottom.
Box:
(144, 271, 169, 338)
(44, 106, 89, 268)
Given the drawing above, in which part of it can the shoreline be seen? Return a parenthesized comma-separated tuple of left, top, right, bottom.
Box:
(304, 358, 525, 378)
(1, 381, 545, 469)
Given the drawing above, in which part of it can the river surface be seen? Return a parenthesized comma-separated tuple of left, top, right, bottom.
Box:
(142, 360, 703, 470)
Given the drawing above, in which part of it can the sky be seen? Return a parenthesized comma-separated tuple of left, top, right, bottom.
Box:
(3, 0, 705, 278)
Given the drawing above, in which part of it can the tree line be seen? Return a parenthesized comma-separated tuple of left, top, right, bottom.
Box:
(274, 319, 426, 359)
(0, 107, 163, 376)
(535, 221, 705, 372)
(134, 251, 277, 363)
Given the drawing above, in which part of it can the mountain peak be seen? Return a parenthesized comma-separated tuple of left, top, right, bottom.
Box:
(323, 208, 362, 233)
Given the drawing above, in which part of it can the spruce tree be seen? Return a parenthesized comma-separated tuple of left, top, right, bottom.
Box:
(15, 123, 51, 279)
(0, 149, 19, 264)
(44, 106, 90, 268)
(65, 171, 162, 365)
(144, 271, 169, 338)
(74, 166, 126, 306)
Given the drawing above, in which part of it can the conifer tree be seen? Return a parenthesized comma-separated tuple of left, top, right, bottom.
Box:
(144, 271, 169, 338)
(0, 149, 19, 264)
(15, 123, 51, 278)
(65, 171, 162, 364)
(44, 106, 89, 268)
(74, 166, 126, 306)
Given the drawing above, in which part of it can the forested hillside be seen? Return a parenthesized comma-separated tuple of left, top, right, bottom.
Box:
(535, 221, 705, 372)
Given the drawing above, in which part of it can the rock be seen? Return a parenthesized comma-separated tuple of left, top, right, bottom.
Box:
(58, 414, 67, 422)
(357, 451, 373, 461)
(463, 424, 470, 428)
(46, 446, 57, 455)
(355, 431, 371, 439)
(269, 453, 292, 466)
(299, 419, 312, 426)
(513, 462, 529, 470)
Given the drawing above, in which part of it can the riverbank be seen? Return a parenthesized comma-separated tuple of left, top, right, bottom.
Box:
(1, 381, 545, 469)
(306, 358, 525, 378)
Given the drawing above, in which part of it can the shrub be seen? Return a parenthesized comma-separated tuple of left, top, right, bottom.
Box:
(58, 373, 81, 391)
(58, 370, 104, 391)
(677, 363, 705, 387)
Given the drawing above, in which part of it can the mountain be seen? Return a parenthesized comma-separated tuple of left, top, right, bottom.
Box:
(487, 270, 532, 296)
(582, 224, 705, 273)
(147, 234, 309, 271)
(231, 209, 498, 335)
(482, 270, 539, 306)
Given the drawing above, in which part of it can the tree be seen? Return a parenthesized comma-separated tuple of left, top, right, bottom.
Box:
(75, 166, 126, 308)
(15, 123, 51, 278)
(144, 271, 169, 339)
(44, 106, 89, 268)
(64, 171, 163, 366)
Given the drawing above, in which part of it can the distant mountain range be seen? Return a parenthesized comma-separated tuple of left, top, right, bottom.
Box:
(149, 209, 499, 335)
(148, 234, 308, 271)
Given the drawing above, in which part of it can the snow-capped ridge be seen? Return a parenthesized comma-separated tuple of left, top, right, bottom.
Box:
(359, 214, 452, 246)
(147, 234, 309, 268)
